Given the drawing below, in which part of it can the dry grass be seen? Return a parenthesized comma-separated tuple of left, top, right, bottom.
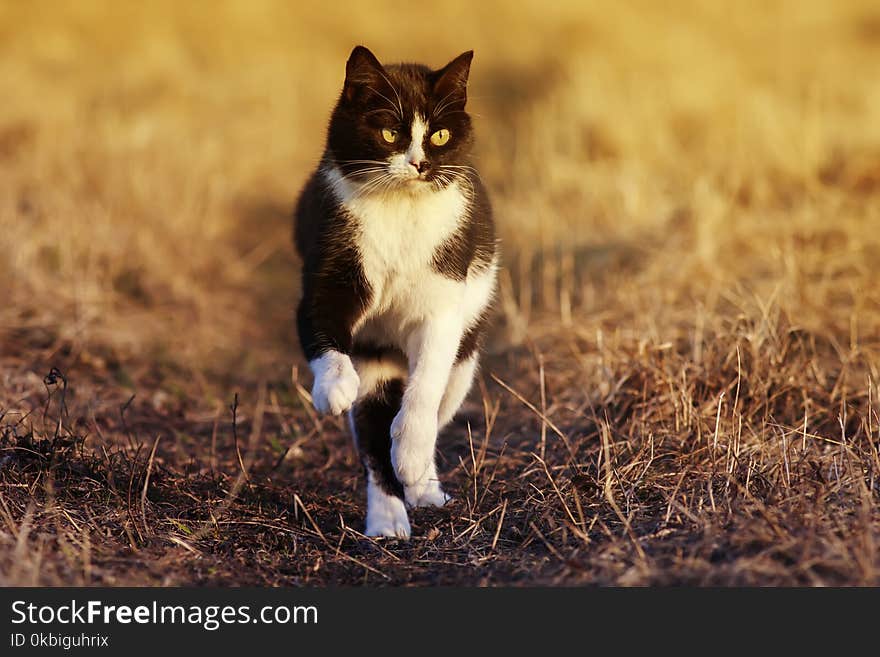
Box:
(1, 0, 879, 585)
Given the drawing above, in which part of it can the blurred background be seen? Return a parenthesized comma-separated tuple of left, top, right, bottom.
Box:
(1, 0, 879, 376)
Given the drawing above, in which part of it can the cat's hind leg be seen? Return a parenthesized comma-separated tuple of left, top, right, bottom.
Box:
(350, 356, 410, 538)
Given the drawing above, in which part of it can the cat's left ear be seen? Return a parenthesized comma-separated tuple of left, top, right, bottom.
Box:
(343, 45, 387, 104)
(432, 50, 473, 108)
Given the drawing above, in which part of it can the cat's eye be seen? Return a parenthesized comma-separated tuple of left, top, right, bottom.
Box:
(430, 129, 451, 146)
(381, 128, 398, 143)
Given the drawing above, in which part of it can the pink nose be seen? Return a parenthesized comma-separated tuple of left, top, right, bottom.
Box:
(409, 159, 430, 174)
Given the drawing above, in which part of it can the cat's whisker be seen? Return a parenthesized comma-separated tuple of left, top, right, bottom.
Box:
(438, 109, 482, 119)
(334, 161, 391, 174)
(437, 165, 480, 174)
(335, 159, 389, 165)
(445, 172, 476, 199)
(365, 85, 404, 121)
(348, 178, 384, 200)
(324, 167, 390, 202)
(352, 172, 401, 199)
(364, 108, 400, 119)
(378, 177, 401, 198)
(376, 70, 404, 120)
(432, 88, 465, 119)
(334, 169, 387, 196)
(345, 168, 392, 177)
(341, 167, 389, 173)
(437, 164, 477, 171)
(437, 165, 483, 188)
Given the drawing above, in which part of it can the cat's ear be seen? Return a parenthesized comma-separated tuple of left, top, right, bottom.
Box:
(432, 50, 474, 108)
(343, 45, 386, 104)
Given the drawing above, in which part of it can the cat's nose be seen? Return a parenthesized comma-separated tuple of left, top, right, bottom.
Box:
(409, 159, 430, 174)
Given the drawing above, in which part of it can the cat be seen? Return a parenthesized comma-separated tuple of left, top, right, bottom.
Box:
(293, 45, 498, 538)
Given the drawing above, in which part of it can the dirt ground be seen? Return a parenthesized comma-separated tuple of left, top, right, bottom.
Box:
(2, 295, 878, 585)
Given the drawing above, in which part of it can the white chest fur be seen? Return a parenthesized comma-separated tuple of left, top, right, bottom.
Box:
(350, 181, 466, 288)
(323, 166, 471, 333)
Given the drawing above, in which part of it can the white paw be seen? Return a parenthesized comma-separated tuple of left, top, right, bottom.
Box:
(309, 351, 360, 416)
(405, 478, 451, 508)
(365, 485, 411, 539)
(390, 408, 438, 487)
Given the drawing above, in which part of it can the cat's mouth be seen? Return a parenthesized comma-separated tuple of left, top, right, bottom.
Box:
(388, 169, 429, 184)
(342, 166, 436, 193)
(373, 171, 433, 186)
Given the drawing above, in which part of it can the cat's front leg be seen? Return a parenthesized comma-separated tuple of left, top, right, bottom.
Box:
(390, 310, 462, 507)
(296, 259, 369, 417)
(309, 350, 360, 415)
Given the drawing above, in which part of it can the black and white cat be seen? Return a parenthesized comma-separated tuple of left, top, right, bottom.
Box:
(293, 46, 498, 538)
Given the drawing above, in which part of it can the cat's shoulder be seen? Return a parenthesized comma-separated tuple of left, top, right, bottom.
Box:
(292, 166, 347, 258)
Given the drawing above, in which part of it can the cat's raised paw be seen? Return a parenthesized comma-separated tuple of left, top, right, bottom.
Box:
(309, 351, 360, 416)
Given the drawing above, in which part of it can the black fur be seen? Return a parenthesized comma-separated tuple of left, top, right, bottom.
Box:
(431, 175, 497, 280)
(327, 46, 474, 185)
(293, 46, 498, 518)
(294, 174, 372, 361)
(294, 45, 495, 365)
(352, 379, 406, 500)
(456, 311, 491, 363)
(351, 341, 406, 363)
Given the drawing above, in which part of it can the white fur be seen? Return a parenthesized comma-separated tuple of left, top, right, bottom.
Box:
(407, 114, 428, 167)
(390, 308, 462, 491)
(321, 144, 497, 533)
(352, 354, 408, 399)
(385, 114, 428, 180)
(348, 413, 411, 537)
(322, 168, 467, 333)
(439, 355, 478, 427)
(309, 351, 360, 416)
(404, 463, 451, 509)
(364, 473, 411, 538)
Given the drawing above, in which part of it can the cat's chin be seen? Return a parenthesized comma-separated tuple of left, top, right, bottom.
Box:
(348, 174, 430, 193)
(376, 177, 434, 195)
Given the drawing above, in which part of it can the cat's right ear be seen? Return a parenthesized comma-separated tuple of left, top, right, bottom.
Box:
(343, 45, 385, 104)
(432, 50, 473, 109)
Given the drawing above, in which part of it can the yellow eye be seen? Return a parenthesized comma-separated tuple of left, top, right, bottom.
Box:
(430, 129, 450, 146)
(381, 128, 398, 143)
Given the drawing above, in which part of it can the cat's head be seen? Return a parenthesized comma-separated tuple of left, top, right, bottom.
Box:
(325, 46, 475, 193)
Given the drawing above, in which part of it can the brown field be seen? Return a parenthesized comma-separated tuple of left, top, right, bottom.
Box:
(1, 0, 879, 585)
